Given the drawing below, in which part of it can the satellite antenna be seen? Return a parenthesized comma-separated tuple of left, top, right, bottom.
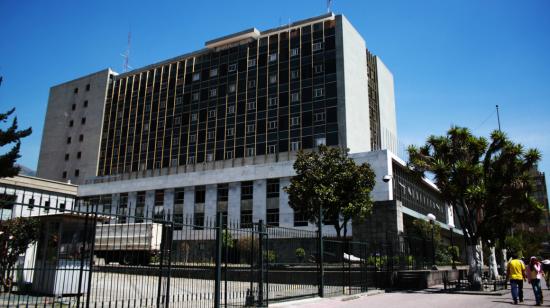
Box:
(327, 0, 333, 13)
(121, 31, 132, 72)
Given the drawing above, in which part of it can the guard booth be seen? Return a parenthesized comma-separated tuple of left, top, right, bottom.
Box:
(30, 213, 97, 295)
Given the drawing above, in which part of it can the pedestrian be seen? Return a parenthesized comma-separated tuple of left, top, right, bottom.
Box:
(526, 256, 544, 306)
(542, 259, 550, 290)
(507, 253, 526, 305)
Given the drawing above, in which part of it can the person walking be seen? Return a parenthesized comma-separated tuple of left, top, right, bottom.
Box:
(542, 259, 550, 290)
(507, 253, 526, 305)
(526, 256, 545, 306)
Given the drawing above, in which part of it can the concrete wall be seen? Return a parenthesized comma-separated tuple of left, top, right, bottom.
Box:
(376, 57, 398, 154)
(37, 69, 115, 184)
(335, 15, 371, 154)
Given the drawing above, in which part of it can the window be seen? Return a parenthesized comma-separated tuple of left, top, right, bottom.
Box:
(192, 72, 200, 81)
(189, 134, 196, 142)
(229, 84, 236, 93)
(267, 178, 280, 198)
(145, 104, 151, 111)
(246, 147, 255, 157)
(290, 116, 300, 126)
(160, 101, 166, 109)
(228, 105, 235, 114)
(241, 210, 253, 228)
(74, 169, 80, 177)
(208, 110, 216, 118)
(195, 185, 206, 203)
(226, 150, 233, 159)
(269, 53, 277, 62)
(228, 63, 237, 72)
(77, 152, 82, 159)
(291, 92, 300, 102)
(267, 144, 276, 154)
(314, 88, 324, 98)
(174, 116, 181, 125)
(210, 88, 217, 97)
(188, 156, 195, 164)
(206, 153, 214, 162)
(269, 74, 277, 84)
(247, 101, 256, 110)
(315, 137, 326, 146)
(217, 183, 229, 202)
(175, 96, 183, 105)
(86, 84, 90, 91)
(246, 124, 255, 134)
(207, 131, 215, 140)
(268, 120, 277, 129)
(84, 100, 88, 107)
(62, 171, 67, 178)
(291, 141, 301, 151)
(314, 112, 325, 122)
(81, 117, 86, 125)
(314, 64, 324, 74)
(192, 92, 199, 101)
(268, 97, 278, 107)
(74, 87, 78, 94)
(291, 70, 299, 80)
(210, 68, 218, 77)
(143, 122, 149, 132)
(247, 59, 256, 67)
(241, 181, 253, 200)
(312, 42, 323, 51)
(67, 137, 71, 144)
(248, 80, 256, 88)
(69, 120, 74, 127)
(72, 104, 76, 111)
(291, 48, 300, 57)
(267, 208, 279, 227)
(65, 153, 69, 161)
(173, 137, 179, 145)
(79, 134, 83, 142)
(226, 127, 234, 136)
(191, 113, 198, 121)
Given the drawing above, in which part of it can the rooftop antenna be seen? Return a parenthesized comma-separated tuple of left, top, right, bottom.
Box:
(327, 0, 333, 13)
(121, 31, 132, 72)
(496, 104, 501, 131)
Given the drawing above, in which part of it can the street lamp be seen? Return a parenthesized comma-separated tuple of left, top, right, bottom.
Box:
(427, 213, 437, 270)
(448, 222, 456, 270)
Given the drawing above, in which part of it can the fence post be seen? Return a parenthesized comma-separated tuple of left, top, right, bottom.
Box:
(156, 223, 166, 308)
(258, 220, 265, 306)
(214, 212, 222, 308)
(164, 221, 173, 308)
(318, 204, 324, 297)
(85, 202, 98, 308)
(76, 204, 90, 308)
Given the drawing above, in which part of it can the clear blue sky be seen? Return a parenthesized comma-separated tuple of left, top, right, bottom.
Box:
(1, 0, 549, 188)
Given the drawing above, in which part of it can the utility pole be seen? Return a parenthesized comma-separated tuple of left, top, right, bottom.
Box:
(496, 105, 501, 132)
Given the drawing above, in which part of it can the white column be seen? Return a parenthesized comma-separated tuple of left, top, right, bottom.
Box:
(164, 188, 174, 219)
(279, 177, 293, 227)
(205, 184, 217, 222)
(228, 182, 241, 224)
(183, 186, 195, 220)
(128, 191, 137, 223)
(145, 190, 155, 218)
(253, 179, 266, 223)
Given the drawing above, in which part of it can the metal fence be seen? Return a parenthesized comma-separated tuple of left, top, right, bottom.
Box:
(0, 201, 437, 307)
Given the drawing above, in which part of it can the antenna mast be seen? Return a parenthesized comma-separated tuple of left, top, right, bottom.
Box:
(496, 104, 501, 131)
(327, 0, 333, 13)
(121, 32, 132, 72)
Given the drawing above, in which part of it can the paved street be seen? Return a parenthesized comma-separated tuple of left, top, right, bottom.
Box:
(273, 282, 550, 308)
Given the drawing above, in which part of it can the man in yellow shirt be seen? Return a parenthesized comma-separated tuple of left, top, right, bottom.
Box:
(507, 253, 526, 305)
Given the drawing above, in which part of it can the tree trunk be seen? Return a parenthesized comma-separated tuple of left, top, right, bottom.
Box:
(500, 249, 508, 276)
(488, 246, 499, 280)
(466, 244, 483, 290)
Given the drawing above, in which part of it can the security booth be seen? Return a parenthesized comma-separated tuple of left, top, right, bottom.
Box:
(30, 213, 97, 295)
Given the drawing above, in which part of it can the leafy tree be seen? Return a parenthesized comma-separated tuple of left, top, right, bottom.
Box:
(1, 77, 32, 178)
(0, 217, 40, 290)
(408, 126, 541, 289)
(411, 218, 441, 243)
(284, 145, 376, 238)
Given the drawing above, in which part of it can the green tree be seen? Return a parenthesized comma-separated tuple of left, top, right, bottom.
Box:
(408, 127, 541, 289)
(284, 145, 376, 238)
(0, 217, 40, 290)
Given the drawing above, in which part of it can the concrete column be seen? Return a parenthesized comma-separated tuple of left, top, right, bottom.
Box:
(396, 200, 404, 234)
(205, 184, 217, 222)
(145, 190, 155, 218)
(253, 179, 266, 223)
(128, 191, 137, 223)
(111, 193, 119, 217)
(228, 182, 241, 224)
(279, 177, 293, 227)
(183, 186, 195, 220)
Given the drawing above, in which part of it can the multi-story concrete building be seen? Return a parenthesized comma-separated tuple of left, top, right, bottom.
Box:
(36, 13, 452, 237)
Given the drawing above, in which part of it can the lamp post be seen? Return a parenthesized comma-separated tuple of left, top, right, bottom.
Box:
(448, 222, 456, 270)
(427, 213, 437, 270)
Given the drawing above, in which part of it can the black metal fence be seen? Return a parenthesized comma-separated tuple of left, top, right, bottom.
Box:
(0, 201, 438, 307)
